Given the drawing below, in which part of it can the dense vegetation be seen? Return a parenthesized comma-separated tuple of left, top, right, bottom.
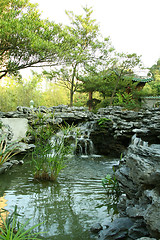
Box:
(0, 0, 160, 111)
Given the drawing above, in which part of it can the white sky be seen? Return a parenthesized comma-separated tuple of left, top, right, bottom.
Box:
(21, 0, 160, 78)
(30, 0, 160, 68)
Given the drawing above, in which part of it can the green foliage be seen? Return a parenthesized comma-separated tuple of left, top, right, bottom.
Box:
(0, 135, 20, 166)
(102, 174, 120, 195)
(114, 92, 141, 110)
(0, 205, 45, 239)
(78, 52, 142, 107)
(97, 117, 112, 128)
(0, 3, 146, 110)
(29, 112, 75, 181)
(0, 75, 70, 112)
(0, 120, 2, 129)
(142, 79, 160, 96)
(116, 92, 135, 107)
(94, 98, 110, 111)
(139, 59, 160, 97)
(0, 0, 68, 79)
(102, 168, 121, 215)
(43, 7, 114, 106)
(31, 126, 74, 181)
(73, 92, 88, 107)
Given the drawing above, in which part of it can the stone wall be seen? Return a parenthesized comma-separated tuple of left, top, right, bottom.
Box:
(0, 105, 160, 156)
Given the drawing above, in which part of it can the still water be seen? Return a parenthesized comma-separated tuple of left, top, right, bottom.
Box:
(0, 155, 118, 240)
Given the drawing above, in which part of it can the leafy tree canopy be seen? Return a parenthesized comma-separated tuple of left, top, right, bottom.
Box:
(143, 59, 160, 96)
(0, 0, 70, 79)
(43, 6, 115, 106)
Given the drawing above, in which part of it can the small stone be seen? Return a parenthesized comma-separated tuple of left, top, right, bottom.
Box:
(19, 160, 24, 165)
(90, 223, 103, 233)
(136, 238, 157, 240)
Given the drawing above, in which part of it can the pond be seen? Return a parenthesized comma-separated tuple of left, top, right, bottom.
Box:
(0, 155, 118, 240)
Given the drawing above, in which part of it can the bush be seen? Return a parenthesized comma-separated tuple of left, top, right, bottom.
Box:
(29, 111, 75, 181)
(0, 135, 20, 166)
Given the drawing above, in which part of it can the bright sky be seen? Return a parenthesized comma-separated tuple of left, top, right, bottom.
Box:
(20, 0, 160, 78)
(30, 0, 160, 69)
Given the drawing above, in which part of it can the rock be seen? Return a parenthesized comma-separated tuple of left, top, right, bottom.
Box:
(98, 217, 134, 240)
(0, 166, 6, 174)
(137, 238, 157, 240)
(115, 136, 160, 239)
(18, 142, 35, 152)
(0, 158, 24, 174)
(0, 162, 13, 174)
(125, 141, 160, 186)
(10, 160, 19, 165)
(128, 219, 150, 239)
(90, 223, 103, 233)
(143, 188, 160, 238)
(1, 105, 160, 156)
(19, 160, 24, 165)
(0, 118, 29, 142)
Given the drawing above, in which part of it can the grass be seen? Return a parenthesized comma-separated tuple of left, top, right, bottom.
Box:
(0, 206, 45, 240)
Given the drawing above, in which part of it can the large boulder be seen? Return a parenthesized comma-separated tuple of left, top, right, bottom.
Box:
(115, 136, 160, 239)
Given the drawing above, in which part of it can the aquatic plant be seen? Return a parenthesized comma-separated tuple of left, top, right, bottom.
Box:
(0, 206, 45, 239)
(30, 118, 76, 181)
(102, 174, 120, 194)
(0, 121, 2, 129)
(0, 135, 20, 166)
(102, 169, 121, 215)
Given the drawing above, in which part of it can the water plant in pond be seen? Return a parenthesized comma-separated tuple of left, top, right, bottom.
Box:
(0, 121, 2, 129)
(0, 135, 20, 166)
(0, 205, 45, 239)
(102, 169, 121, 215)
(31, 122, 76, 181)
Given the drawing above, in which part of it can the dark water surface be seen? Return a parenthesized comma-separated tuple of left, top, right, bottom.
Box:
(0, 155, 118, 240)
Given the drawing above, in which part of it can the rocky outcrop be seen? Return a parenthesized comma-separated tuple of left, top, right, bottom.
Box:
(1, 105, 160, 156)
(0, 159, 24, 174)
(90, 106, 160, 156)
(97, 136, 160, 240)
(115, 137, 160, 239)
(0, 105, 96, 123)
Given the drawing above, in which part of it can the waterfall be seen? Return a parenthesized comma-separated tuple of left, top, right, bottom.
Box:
(131, 134, 148, 147)
(51, 121, 96, 157)
(75, 121, 95, 156)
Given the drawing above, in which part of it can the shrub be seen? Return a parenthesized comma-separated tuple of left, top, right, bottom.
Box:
(0, 135, 20, 166)
(29, 111, 75, 181)
(97, 118, 112, 128)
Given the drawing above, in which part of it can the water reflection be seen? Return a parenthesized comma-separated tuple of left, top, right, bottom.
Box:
(0, 155, 118, 239)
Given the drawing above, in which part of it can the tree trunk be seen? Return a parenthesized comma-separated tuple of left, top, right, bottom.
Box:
(69, 64, 77, 107)
(89, 91, 93, 110)
(110, 76, 120, 105)
(70, 88, 74, 107)
(0, 72, 7, 79)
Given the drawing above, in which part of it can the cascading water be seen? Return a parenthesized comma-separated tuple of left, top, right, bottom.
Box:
(131, 134, 149, 147)
(52, 121, 97, 157)
(75, 121, 96, 156)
